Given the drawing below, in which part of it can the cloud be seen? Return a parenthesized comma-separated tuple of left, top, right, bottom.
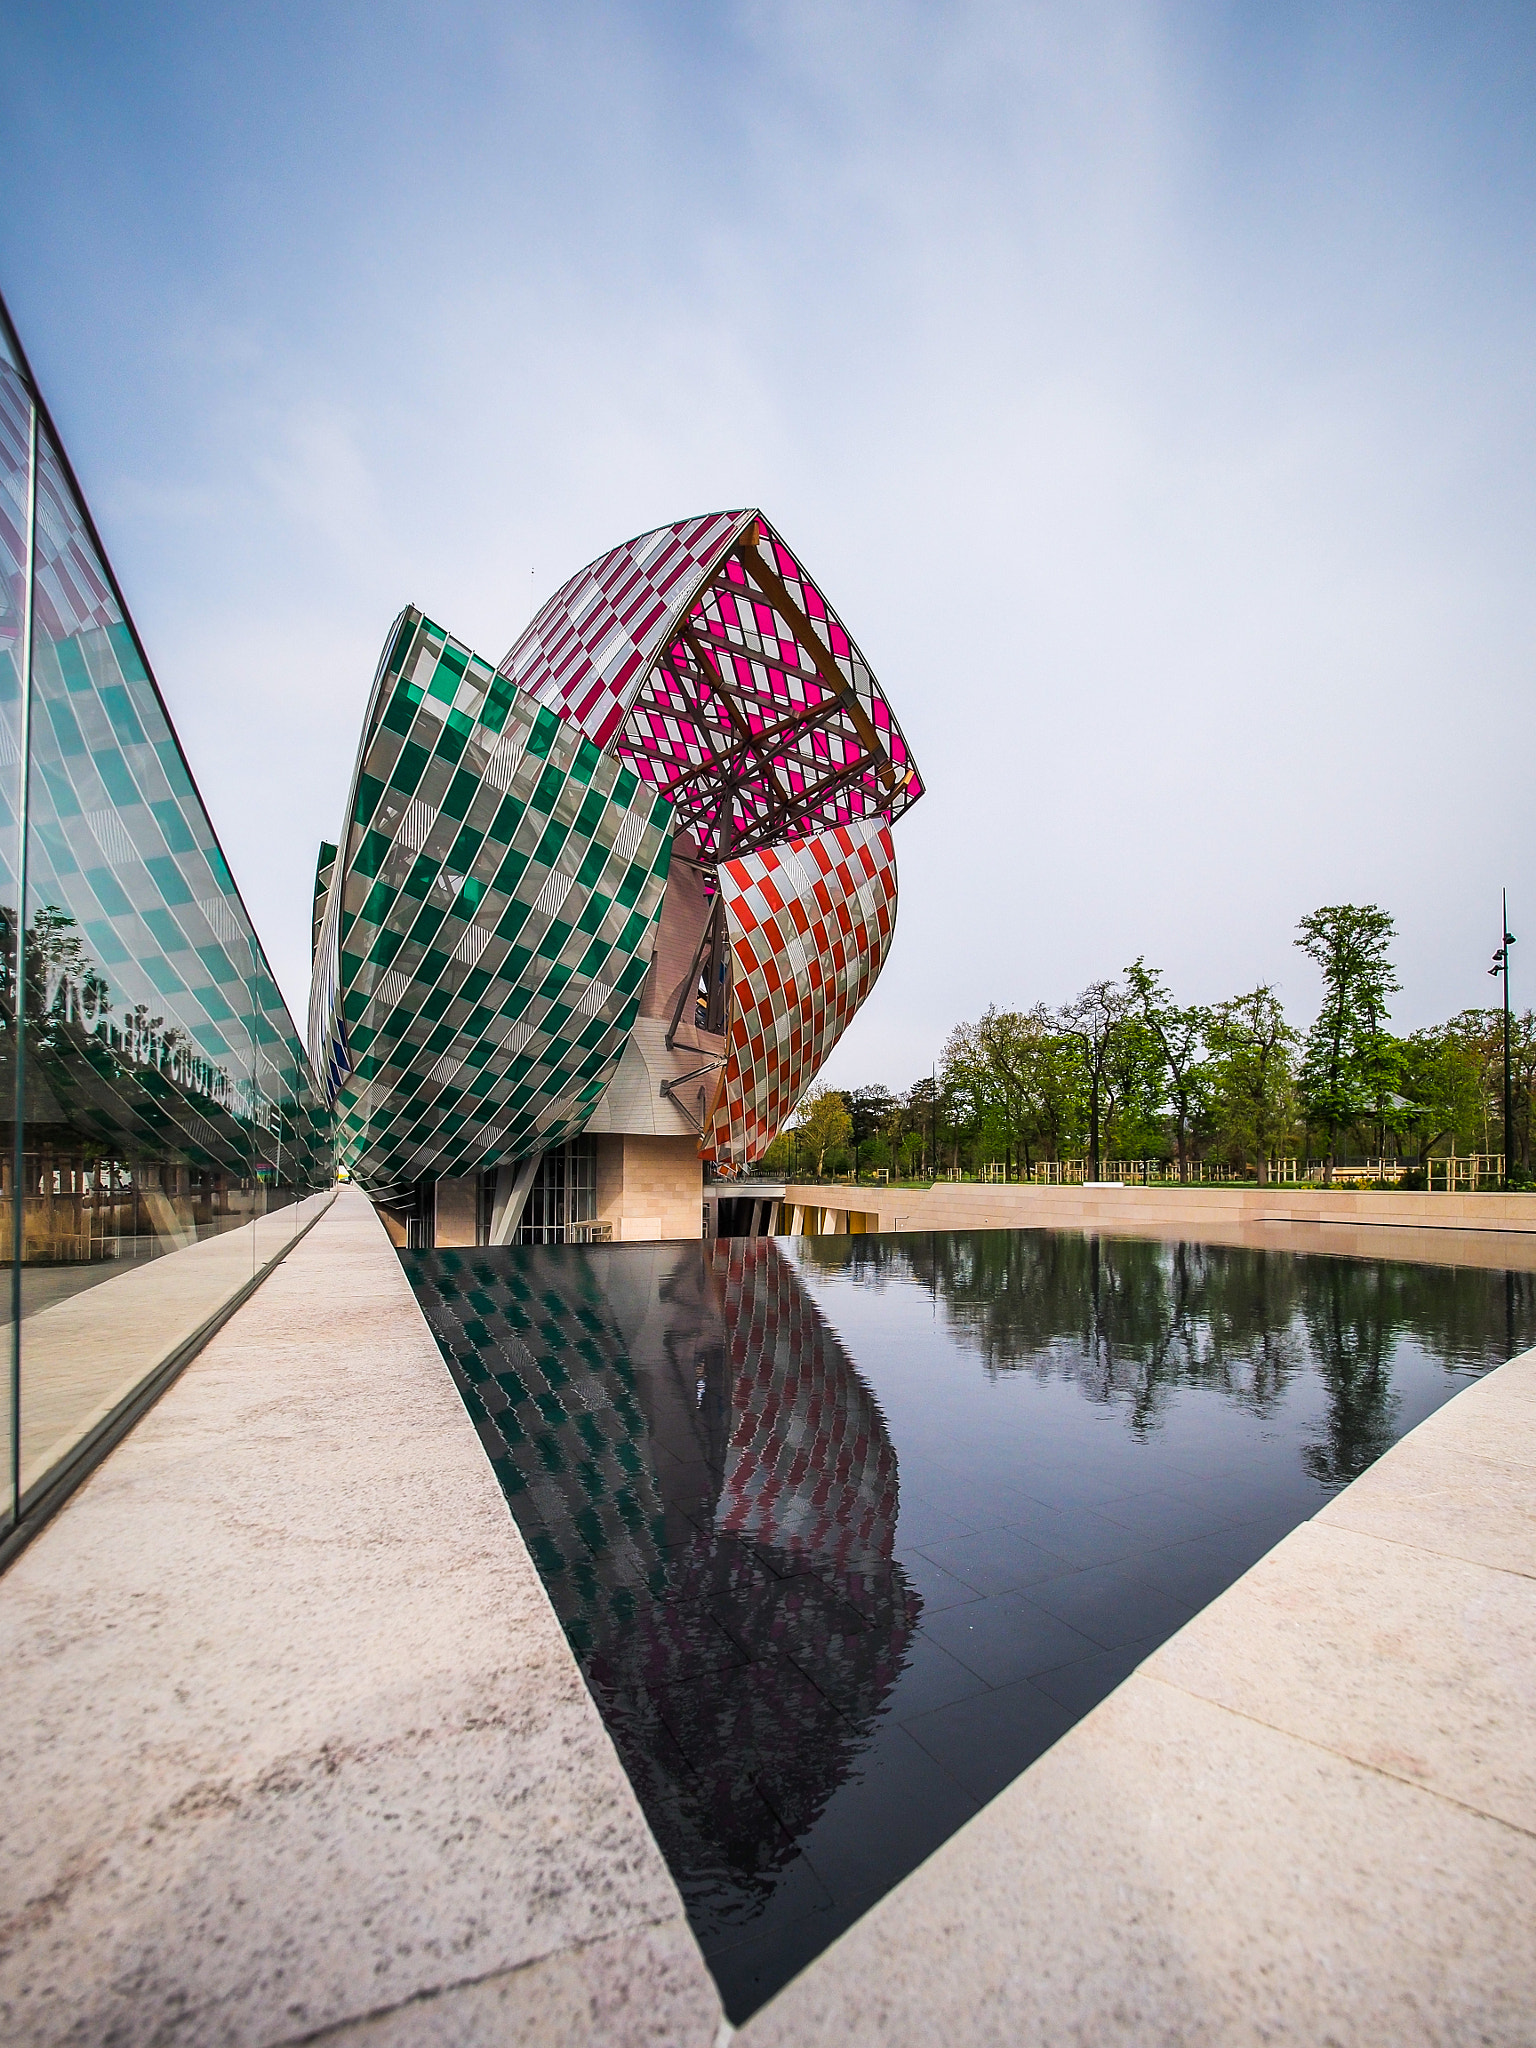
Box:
(3, 0, 1532, 1077)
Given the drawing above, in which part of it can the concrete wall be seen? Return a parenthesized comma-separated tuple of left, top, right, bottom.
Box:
(595, 1133, 704, 1241)
(782, 1179, 1536, 1250)
(432, 1173, 480, 1246)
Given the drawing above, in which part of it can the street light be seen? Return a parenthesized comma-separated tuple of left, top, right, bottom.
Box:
(1489, 888, 1517, 1191)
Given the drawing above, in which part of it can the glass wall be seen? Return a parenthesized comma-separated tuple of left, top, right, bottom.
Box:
(0, 297, 332, 1543)
(516, 1138, 598, 1243)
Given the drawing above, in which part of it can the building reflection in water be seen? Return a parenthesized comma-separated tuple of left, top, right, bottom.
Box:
(405, 1239, 917, 1955)
(405, 1228, 1536, 2021)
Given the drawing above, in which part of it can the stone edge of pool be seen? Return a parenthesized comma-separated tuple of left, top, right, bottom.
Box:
(788, 1178, 1536, 1255)
(1, 1188, 1531, 2046)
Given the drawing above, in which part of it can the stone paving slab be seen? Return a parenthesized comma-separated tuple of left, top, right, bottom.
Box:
(0, 1187, 722, 2048)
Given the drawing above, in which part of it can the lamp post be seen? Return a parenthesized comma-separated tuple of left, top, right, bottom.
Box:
(1489, 890, 1517, 1190)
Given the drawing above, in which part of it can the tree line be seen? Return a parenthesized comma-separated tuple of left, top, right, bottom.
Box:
(762, 903, 1535, 1188)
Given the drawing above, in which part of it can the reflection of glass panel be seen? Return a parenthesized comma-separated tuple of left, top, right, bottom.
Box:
(405, 1228, 1536, 2023)
(404, 1238, 914, 2012)
(0, 351, 32, 1529)
(0, 299, 332, 1522)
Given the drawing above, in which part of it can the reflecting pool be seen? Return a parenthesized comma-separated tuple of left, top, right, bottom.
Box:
(402, 1229, 1536, 2021)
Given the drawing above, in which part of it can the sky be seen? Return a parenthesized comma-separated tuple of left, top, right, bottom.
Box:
(3, 0, 1533, 1093)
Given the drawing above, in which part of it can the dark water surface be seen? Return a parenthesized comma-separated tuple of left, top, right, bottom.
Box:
(401, 1230, 1536, 2021)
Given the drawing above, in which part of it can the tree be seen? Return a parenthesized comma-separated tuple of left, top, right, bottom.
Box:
(1393, 1025, 1484, 1167)
(760, 1129, 796, 1174)
(798, 1083, 852, 1176)
(843, 1083, 894, 1180)
(1436, 1007, 1536, 1177)
(979, 1004, 1086, 1176)
(1206, 986, 1298, 1184)
(1125, 958, 1209, 1183)
(903, 1073, 941, 1178)
(1059, 979, 1134, 1182)
(1028, 1011, 1087, 1163)
(1295, 904, 1400, 1183)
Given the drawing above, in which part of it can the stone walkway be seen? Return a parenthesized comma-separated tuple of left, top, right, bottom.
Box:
(0, 1188, 721, 2048)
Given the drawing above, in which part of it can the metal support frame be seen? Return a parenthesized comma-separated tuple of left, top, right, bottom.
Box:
(616, 533, 907, 863)
(659, 1058, 726, 1135)
(489, 1151, 543, 1246)
(666, 893, 729, 1048)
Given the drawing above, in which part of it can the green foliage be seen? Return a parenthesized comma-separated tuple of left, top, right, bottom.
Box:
(1393, 1024, 1485, 1161)
(760, 1130, 795, 1174)
(796, 1083, 852, 1175)
(1125, 958, 1210, 1181)
(796, 897, 1536, 1188)
(1206, 986, 1298, 1182)
(941, 1004, 1089, 1171)
(1295, 904, 1400, 1167)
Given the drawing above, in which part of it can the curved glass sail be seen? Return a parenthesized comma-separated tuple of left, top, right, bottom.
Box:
(0, 294, 331, 1541)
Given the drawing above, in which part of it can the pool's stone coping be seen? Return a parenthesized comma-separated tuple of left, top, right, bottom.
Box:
(788, 1177, 1536, 1249)
(1, 1188, 1531, 2044)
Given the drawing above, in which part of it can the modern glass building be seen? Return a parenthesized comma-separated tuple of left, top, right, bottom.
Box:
(311, 513, 923, 1246)
(0, 294, 332, 1560)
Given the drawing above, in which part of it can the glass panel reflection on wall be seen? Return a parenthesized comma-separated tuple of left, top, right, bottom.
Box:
(403, 1231, 1536, 2022)
(0, 320, 29, 1517)
(0, 299, 331, 1534)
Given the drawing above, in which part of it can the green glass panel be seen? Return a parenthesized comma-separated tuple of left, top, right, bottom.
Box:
(443, 769, 478, 821)
(528, 707, 561, 758)
(151, 799, 197, 853)
(389, 741, 429, 795)
(93, 747, 140, 807)
(85, 866, 131, 916)
(100, 683, 147, 746)
(47, 698, 87, 756)
(354, 772, 386, 826)
(382, 681, 418, 737)
(533, 819, 568, 867)
(145, 855, 193, 906)
(142, 907, 189, 951)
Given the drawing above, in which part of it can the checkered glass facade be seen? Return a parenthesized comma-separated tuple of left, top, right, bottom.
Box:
(312, 607, 674, 1197)
(703, 822, 898, 1170)
(0, 361, 325, 1184)
(319, 508, 924, 1193)
(0, 293, 331, 1537)
(499, 513, 923, 864)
